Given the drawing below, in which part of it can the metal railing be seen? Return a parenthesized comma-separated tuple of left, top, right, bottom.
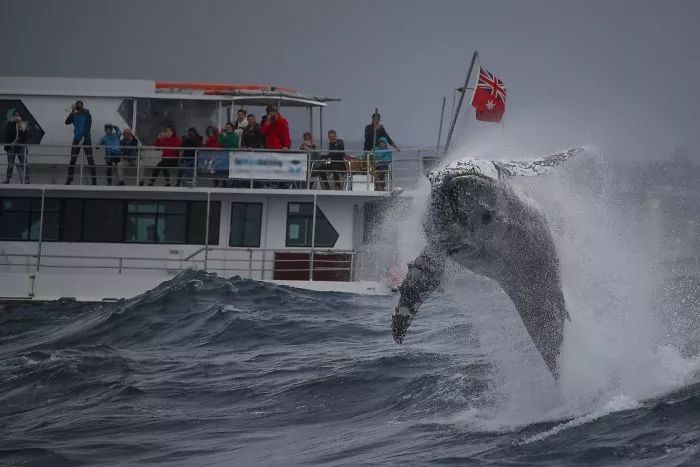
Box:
(0, 247, 363, 282)
(0, 144, 440, 192)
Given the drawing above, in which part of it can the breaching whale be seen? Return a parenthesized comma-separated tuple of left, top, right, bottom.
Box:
(392, 148, 582, 378)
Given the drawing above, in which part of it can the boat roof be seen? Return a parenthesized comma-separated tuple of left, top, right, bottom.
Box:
(0, 76, 337, 108)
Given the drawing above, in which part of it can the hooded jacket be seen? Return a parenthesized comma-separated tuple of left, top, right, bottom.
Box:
(98, 126, 122, 158)
(155, 133, 180, 159)
(260, 114, 291, 150)
(374, 137, 393, 163)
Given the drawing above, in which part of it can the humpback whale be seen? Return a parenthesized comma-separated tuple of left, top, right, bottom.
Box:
(392, 149, 581, 378)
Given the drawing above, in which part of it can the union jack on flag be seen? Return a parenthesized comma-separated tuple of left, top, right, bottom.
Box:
(471, 65, 507, 122)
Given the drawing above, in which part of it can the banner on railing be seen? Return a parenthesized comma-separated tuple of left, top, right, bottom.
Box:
(229, 151, 307, 181)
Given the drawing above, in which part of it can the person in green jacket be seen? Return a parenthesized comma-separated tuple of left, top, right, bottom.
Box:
(217, 122, 240, 148)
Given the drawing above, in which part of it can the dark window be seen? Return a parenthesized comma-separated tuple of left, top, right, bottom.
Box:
(60, 199, 84, 242)
(82, 200, 125, 242)
(229, 203, 262, 247)
(0, 197, 59, 241)
(126, 200, 187, 244)
(286, 202, 338, 247)
(0, 197, 221, 245)
(188, 201, 220, 245)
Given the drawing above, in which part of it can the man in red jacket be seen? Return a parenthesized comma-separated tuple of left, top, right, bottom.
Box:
(260, 105, 291, 150)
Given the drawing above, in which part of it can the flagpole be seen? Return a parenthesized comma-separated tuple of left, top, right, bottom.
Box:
(435, 96, 446, 156)
(443, 50, 479, 155)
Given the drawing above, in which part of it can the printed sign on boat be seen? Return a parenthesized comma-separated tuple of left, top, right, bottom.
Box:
(229, 151, 307, 181)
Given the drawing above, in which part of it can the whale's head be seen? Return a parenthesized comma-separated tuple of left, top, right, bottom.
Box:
(427, 160, 503, 253)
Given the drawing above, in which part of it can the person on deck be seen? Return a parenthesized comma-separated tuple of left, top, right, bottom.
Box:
(260, 105, 291, 150)
(65, 100, 97, 185)
(148, 125, 180, 186)
(204, 126, 221, 149)
(120, 128, 140, 185)
(363, 112, 399, 152)
(373, 136, 393, 191)
(233, 109, 248, 146)
(178, 127, 203, 186)
(317, 129, 347, 190)
(217, 122, 240, 149)
(97, 124, 122, 185)
(3, 110, 29, 184)
(299, 132, 316, 151)
(241, 114, 263, 149)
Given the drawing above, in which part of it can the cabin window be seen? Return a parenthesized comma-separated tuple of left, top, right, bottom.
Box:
(188, 201, 221, 245)
(125, 200, 220, 244)
(285, 202, 338, 248)
(82, 200, 125, 242)
(229, 203, 262, 247)
(126, 201, 187, 244)
(0, 197, 220, 245)
(0, 198, 59, 241)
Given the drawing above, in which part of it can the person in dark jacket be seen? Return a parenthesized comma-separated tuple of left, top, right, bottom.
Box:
(65, 100, 97, 185)
(316, 129, 347, 190)
(241, 114, 263, 149)
(3, 110, 29, 184)
(363, 112, 399, 152)
(178, 127, 203, 186)
(119, 128, 140, 185)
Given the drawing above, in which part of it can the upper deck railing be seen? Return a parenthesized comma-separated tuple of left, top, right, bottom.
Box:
(1, 144, 441, 192)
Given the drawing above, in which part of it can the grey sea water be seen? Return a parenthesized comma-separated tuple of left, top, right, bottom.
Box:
(0, 269, 698, 466)
(1, 153, 699, 466)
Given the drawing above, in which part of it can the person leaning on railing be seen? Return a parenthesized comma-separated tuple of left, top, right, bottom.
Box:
(316, 129, 347, 190)
(216, 122, 240, 187)
(178, 127, 203, 187)
(373, 136, 392, 191)
(241, 114, 263, 149)
(120, 128, 140, 184)
(3, 110, 29, 184)
(148, 125, 180, 186)
(97, 124, 122, 186)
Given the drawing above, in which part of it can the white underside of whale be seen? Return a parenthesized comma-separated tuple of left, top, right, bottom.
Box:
(429, 147, 584, 186)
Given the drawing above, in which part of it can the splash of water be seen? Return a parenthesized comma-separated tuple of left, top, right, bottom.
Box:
(385, 143, 699, 429)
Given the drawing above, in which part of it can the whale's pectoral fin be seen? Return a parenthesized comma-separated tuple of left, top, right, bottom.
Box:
(392, 247, 446, 344)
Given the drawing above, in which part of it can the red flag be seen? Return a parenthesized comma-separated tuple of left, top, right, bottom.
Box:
(471, 66, 507, 123)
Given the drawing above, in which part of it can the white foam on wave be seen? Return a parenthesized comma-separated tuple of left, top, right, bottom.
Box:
(518, 394, 640, 445)
(411, 145, 700, 433)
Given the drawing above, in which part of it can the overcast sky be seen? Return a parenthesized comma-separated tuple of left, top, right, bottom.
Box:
(2, 0, 698, 160)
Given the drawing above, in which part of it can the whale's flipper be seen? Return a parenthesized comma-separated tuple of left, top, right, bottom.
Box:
(392, 247, 446, 344)
(496, 147, 583, 177)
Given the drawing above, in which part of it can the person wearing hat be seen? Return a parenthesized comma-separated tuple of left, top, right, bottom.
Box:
(260, 105, 291, 150)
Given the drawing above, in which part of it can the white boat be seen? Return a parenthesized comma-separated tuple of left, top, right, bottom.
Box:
(0, 77, 433, 301)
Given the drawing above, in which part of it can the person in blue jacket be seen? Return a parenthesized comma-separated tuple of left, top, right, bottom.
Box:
(65, 100, 97, 185)
(373, 136, 393, 191)
(97, 124, 122, 185)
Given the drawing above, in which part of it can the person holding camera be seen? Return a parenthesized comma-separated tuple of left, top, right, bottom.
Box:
(260, 105, 291, 150)
(3, 110, 29, 184)
(65, 100, 97, 185)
